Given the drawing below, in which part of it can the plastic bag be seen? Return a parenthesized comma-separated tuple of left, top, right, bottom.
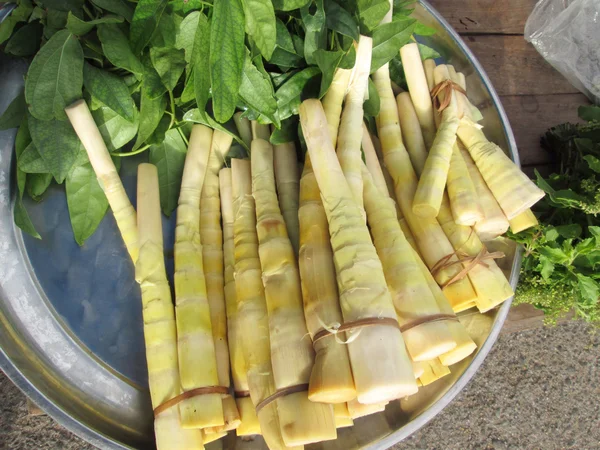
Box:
(525, 0, 600, 104)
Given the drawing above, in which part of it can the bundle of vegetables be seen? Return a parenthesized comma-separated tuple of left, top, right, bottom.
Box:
(509, 105, 600, 325)
(0, 0, 544, 448)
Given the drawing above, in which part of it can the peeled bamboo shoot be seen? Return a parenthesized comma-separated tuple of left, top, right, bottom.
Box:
(300, 99, 417, 405)
(509, 209, 539, 234)
(273, 139, 300, 256)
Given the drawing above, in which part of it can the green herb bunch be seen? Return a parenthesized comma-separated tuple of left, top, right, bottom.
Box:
(0, 0, 436, 245)
(509, 105, 600, 324)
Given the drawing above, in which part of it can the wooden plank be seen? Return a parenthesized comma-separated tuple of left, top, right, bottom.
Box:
(428, 0, 537, 35)
(502, 304, 575, 334)
(463, 35, 579, 96)
(500, 93, 589, 166)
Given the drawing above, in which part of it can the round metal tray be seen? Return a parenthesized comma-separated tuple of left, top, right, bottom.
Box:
(0, 2, 522, 449)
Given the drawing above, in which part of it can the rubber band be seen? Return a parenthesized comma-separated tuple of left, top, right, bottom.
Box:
(153, 386, 229, 418)
(255, 384, 309, 414)
(312, 317, 401, 344)
(431, 80, 467, 113)
(234, 390, 251, 398)
(399, 314, 459, 333)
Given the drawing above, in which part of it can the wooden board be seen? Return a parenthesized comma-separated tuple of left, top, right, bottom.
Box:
(501, 93, 589, 166)
(463, 35, 580, 96)
(428, 0, 537, 35)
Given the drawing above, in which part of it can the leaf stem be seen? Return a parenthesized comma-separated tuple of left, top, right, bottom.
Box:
(168, 91, 176, 130)
(176, 127, 189, 146)
(111, 144, 151, 157)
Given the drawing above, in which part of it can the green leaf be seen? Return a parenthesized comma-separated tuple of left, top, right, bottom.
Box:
(239, 50, 278, 125)
(183, 108, 248, 150)
(5, 21, 43, 56)
(414, 22, 436, 36)
(589, 226, 600, 241)
(38, 0, 84, 12)
(275, 66, 321, 121)
(134, 90, 167, 149)
(210, 0, 246, 123)
(364, 78, 380, 117)
(538, 255, 555, 280)
(0, 91, 27, 131)
(44, 10, 69, 40)
(149, 47, 186, 92)
(25, 30, 84, 121)
(538, 246, 570, 265)
(176, 11, 200, 63)
(130, 0, 168, 54)
(371, 18, 416, 73)
(576, 273, 599, 305)
(150, 9, 180, 48)
(28, 113, 83, 183)
(14, 197, 41, 239)
(0, 1, 34, 45)
(314, 49, 344, 98)
(91, 0, 134, 21)
(191, 12, 211, 112)
(270, 20, 304, 68)
(300, 0, 326, 66)
(325, 1, 359, 41)
(172, 0, 206, 15)
(98, 23, 144, 75)
(146, 114, 170, 145)
(418, 43, 441, 60)
(389, 56, 407, 90)
(270, 117, 298, 145)
(578, 105, 600, 122)
(26, 173, 53, 201)
(19, 142, 48, 174)
(66, 160, 109, 245)
(149, 129, 188, 216)
(14, 118, 31, 197)
(271, 0, 310, 11)
(92, 106, 138, 151)
(66, 12, 123, 35)
(83, 64, 136, 121)
(141, 57, 167, 99)
(556, 224, 583, 240)
(357, 0, 390, 33)
(535, 171, 587, 209)
(242, 0, 277, 60)
(584, 155, 600, 174)
(544, 227, 559, 242)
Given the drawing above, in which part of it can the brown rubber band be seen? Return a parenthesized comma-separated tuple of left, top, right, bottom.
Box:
(399, 314, 459, 333)
(235, 390, 251, 398)
(431, 247, 505, 289)
(431, 80, 467, 113)
(255, 384, 309, 414)
(312, 317, 401, 344)
(153, 386, 229, 418)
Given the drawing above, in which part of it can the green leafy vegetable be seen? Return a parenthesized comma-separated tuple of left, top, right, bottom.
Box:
(371, 17, 416, 73)
(129, 0, 168, 54)
(176, 11, 200, 63)
(210, 0, 246, 123)
(314, 49, 345, 98)
(91, 0, 134, 22)
(239, 51, 279, 125)
(300, 0, 326, 66)
(26, 174, 53, 201)
(510, 105, 600, 324)
(150, 47, 186, 92)
(66, 12, 123, 35)
(28, 113, 83, 183)
(83, 63, 136, 121)
(5, 21, 43, 56)
(134, 89, 167, 149)
(0, 1, 34, 45)
(66, 161, 109, 245)
(192, 12, 211, 112)
(242, 0, 277, 60)
(97, 23, 144, 75)
(25, 30, 84, 120)
(14, 197, 41, 239)
(0, 91, 27, 130)
(149, 128, 188, 216)
(92, 105, 139, 151)
(325, 1, 360, 42)
(357, 0, 390, 33)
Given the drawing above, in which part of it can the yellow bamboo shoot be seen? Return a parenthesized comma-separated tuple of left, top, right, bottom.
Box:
(447, 143, 484, 226)
(300, 99, 417, 404)
(457, 124, 545, 219)
(333, 403, 354, 429)
(418, 360, 451, 386)
(509, 209, 539, 234)
(251, 138, 336, 445)
(322, 68, 352, 148)
(231, 158, 295, 450)
(372, 66, 477, 310)
(273, 139, 300, 256)
(65, 100, 138, 262)
(413, 65, 460, 218)
(136, 163, 204, 449)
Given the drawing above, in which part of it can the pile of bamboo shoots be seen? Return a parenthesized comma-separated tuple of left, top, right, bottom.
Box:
(64, 24, 543, 450)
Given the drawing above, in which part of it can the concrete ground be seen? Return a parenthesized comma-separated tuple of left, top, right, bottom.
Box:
(0, 320, 598, 449)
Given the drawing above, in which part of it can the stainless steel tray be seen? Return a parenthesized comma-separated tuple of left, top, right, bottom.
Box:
(0, 2, 522, 449)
